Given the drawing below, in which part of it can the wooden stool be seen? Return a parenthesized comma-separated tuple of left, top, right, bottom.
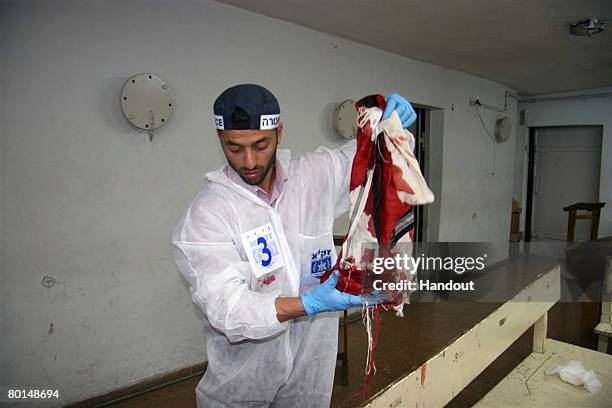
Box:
(563, 202, 606, 243)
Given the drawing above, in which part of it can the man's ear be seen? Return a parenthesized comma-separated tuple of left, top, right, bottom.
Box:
(276, 122, 283, 145)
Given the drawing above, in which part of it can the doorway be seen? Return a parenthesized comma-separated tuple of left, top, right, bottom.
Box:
(525, 125, 603, 242)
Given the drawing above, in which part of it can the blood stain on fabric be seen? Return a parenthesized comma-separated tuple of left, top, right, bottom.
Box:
(262, 275, 276, 285)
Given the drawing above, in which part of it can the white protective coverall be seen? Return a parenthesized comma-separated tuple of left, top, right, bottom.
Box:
(172, 140, 356, 407)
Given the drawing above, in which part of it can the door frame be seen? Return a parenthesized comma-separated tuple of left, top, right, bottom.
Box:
(524, 127, 536, 242)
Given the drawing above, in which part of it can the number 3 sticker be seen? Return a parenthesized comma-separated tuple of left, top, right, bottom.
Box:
(257, 237, 272, 267)
(241, 223, 285, 278)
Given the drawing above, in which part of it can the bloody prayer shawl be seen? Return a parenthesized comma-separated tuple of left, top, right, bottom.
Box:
(321, 94, 434, 396)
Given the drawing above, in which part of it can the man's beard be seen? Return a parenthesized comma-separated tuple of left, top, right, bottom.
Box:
(231, 147, 277, 186)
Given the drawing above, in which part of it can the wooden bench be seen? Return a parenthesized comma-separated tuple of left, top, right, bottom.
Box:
(363, 263, 612, 407)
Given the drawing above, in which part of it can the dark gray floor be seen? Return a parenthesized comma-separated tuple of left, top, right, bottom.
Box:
(111, 302, 538, 408)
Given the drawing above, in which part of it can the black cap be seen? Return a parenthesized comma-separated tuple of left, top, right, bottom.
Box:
(213, 84, 280, 130)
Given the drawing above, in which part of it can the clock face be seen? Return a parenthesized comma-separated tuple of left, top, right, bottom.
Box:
(334, 99, 358, 140)
(120, 73, 174, 131)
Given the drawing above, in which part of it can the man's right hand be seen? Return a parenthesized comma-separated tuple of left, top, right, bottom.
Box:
(300, 271, 370, 316)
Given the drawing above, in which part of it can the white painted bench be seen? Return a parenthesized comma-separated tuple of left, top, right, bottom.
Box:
(363, 263, 612, 407)
(475, 338, 612, 407)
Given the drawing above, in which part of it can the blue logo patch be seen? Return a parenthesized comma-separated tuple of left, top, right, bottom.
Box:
(311, 249, 332, 277)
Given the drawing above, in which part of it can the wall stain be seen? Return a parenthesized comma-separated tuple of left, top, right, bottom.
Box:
(331, 42, 341, 55)
(48, 323, 55, 335)
(41, 276, 58, 288)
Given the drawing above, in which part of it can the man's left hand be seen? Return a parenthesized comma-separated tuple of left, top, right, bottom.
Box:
(383, 93, 417, 129)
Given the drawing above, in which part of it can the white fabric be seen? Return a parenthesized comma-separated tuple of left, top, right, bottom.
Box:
(546, 360, 602, 393)
(172, 140, 356, 407)
(380, 111, 434, 205)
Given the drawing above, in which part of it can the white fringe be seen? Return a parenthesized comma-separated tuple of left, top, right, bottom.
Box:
(362, 301, 376, 376)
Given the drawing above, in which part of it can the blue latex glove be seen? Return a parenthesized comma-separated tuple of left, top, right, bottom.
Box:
(301, 271, 367, 316)
(383, 93, 417, 128)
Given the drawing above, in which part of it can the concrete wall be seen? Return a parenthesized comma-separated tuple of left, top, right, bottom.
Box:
(1, 0, 516, 404)
(513, 87, 612, 236)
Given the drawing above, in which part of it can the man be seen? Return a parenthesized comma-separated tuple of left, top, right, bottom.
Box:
(172, 84, 416, 407)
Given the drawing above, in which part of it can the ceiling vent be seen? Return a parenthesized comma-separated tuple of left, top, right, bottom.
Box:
(569, 18, 606, 37)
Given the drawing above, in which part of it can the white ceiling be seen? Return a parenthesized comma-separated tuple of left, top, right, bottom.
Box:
(216, 0, 612, 95)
